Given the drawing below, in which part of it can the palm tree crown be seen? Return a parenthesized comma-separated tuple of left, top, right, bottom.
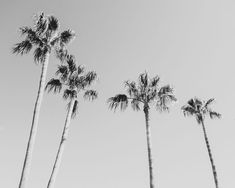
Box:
(13, 12, 75, 62)
(108, 72, 176, 111)
(45, 54, 98, 117)
(182, 97, 221, 124)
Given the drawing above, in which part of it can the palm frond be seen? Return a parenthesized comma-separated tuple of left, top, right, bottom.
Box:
(45, 78, 62, 93)
(157, 85, 176, 111)
(209, 111, 221, 119)
(56, 65, 69, 81)
(47, 15, 59, 32)
(33, 47, 49, 63)
(108, 94, 129, 111)
(139, 72, 148, 89)
(181, 105, 197, 117)
(19, 27, 42, 45)
(55, 47, 68, 62)
(124, 80, 139, 98)
(66, 55, 77, 73)
(204, 98, 215, 109)
(131, 99, 141, 111)
(63, 89, 77, 100)
(13, 40, 32, 55)
(83, 71, 97, 87)
(60, 29, 75, 44)
(149, 75, 160, 88)
(35, 12, 48, 36)
(83, 90, 98, 100)
(77, 65, 85, 75)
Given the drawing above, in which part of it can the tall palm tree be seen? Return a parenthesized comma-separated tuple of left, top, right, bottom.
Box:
(107, 72, 176, 188)
(45, 54, 98, 188)
(13, 12, 75, 188)
(182, 97, 221, 188)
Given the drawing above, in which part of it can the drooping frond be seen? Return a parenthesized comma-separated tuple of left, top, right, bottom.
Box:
(157, 85, 177, 111)
(82, 71, 97, 87)
(181, 105, 197, 117)
(131, 98, 141, 111)
(209, 111, 221, 119)
(63, 89, 77, 100)
(13, 40, 32, 55)
(33, 46, 49, 63)
(45, 79, 62, 93)
(60, 30, 75, 44)
(108, 94, 129, 111)
(83, 90, 98, 100)
(194, 98, 203, 111)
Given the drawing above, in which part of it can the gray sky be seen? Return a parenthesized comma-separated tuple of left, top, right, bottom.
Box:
(0, 0, 234, 188)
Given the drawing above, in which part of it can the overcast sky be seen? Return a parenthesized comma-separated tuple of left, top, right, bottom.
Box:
(0, 0, 235, 188)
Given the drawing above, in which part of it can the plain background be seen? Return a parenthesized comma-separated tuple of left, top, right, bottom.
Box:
(0, 0, 234, 187)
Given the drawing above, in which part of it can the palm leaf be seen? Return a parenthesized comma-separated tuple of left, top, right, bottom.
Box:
(83, 90, 98, 100)
(150, 75, 160, 88)
(33, 47, 49, 63)
(35, 12, 48, 36)
(108, 94, 128, 111)
(13, 40, 32, 55)
(47, 15, 59, 32)
(56, 65, 69, 81)
(63, 89, 77, 100)
(125, 80, 139, 98)
(60, 30, 75, 44)
(131, 99, 141, 111)
(209, 111, 221, 119)
(45, 79, 62, 93)
(66, 55, 77, 73)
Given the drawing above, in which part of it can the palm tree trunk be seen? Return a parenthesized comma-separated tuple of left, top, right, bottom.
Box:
(201, 120, 219, 188)
(19, 53, 50, 188)
(144, 104, 155, 188)
(47, 98, 75, 188)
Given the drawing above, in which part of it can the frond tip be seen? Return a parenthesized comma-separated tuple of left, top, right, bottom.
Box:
(84, 90, 98, 100)
(108, 94, 128, 111)
(45, 79, 62, 93)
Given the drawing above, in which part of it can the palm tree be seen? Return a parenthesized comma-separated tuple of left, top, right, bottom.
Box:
(13, 12, 75, 188)
(107, 72, 176, 188)
(45, 54, 98, 188)
(182, 97, 221, 188)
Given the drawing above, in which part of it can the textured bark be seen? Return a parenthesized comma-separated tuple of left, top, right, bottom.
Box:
(201, 120, 219, 188)
(144, 104, 155, 188)
(47, 98, 75, 188)
(19, 53, 50, 188)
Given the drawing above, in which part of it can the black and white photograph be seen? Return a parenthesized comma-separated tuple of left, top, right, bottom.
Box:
(0, 0, 234, 188)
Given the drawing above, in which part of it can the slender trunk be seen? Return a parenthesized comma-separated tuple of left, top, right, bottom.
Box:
(47, 98, 75, 188)
(18, 53, 50, 188)
(201, 120, 219, 188)
(144, 104, 155, 188)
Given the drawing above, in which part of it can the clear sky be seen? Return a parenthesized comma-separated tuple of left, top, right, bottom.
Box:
(0, 0, 234, 188)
